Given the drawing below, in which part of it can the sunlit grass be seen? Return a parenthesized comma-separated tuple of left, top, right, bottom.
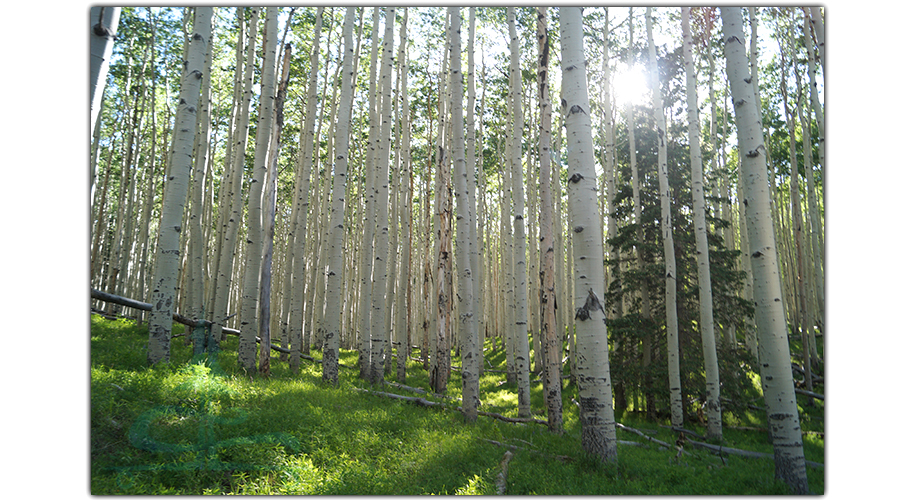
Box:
(91, 314, 824, 495)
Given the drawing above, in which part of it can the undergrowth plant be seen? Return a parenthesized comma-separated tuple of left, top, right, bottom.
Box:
(90, 314, 823, 494)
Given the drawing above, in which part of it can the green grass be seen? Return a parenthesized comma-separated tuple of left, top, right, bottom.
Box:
(90, 314, 824, 494)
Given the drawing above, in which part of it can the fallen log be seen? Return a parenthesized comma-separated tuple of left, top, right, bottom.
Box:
(92, 288, 355, 364)
(685, 438, 824, 469)
(356, 388, 549, 426)
(479, 438, 574, 462)
(495, 450, 514, 495)
(617, 423, 691, 455)
(795, 388, 824, 400)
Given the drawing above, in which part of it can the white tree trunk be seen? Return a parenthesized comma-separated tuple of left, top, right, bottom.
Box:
(537, 6, 563, 433)
(370, 7, 395, 385)
(449, 7, 479, 422)
(681, 7, 722, 439)
(90, 7, 121, 134)
(646, 7, 683, 427)
(721, 7, 809, 494)
(147, 7, 212, 364)
(211, 7, 258, 345)
(560, 6, 617, 462)
(507, 7, 531, 419)
(321, 7, 357, 385)
(237, 6, 278, 373)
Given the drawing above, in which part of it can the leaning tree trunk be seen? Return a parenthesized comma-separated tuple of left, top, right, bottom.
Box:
(507, 6, 532, 419)
(537, 6, 563, 434)
(90, 7, 121, 135)
(146, 7, 212, 364)
(560, 6, 617, 462)
(647, 7, 683, 427)
(721, 7, 809, 494)
(681, 7, 722, 439)
(237, 6, 278, 374)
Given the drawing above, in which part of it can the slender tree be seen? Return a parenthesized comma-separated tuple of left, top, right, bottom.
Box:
(537, 6, 563, 433)
(147, 7, 212, 364)
(646, 7, 683, 426)
(90, 7, 121, 135)
(681, 7, 722, 439)
(237, 6, 278, 374)
(507, 6, 532, 418)
(560, 6, 617, 461)
(322, 7, 357, 385)
(449, 7, 479, 422)
(721, 7, 809, 494)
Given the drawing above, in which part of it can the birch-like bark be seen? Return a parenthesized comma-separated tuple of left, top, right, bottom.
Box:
(537, 6, 563, 433)
(237, 6, 278, 373)
(508, 7, 531, 418)
(433, 144, 453, 394)
(646, 7, 683, 427)
(321, 7, 357, 384)
(147, 7, 212, 364)
(449, 7, 479, 422)
(289, 7, 323, 372)
(396, 8, 411, 383)
(721, 8, 809, 494)
(560, 6, 617, 461)
(681, 7, 722, 439)
(370, 7, 395, 385)
(259, 40, 292, 376)
(90, 7, 121, 134)
(467, 7, 484, 378)
(211, 8, 258, 344)
(187, 22, 214, 335)
(358, 7, 380, 381)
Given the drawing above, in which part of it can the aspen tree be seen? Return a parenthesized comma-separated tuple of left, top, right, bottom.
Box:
(783, 21, 815, 397)
(537, 6, 563, 433)
(433, 143, 453, 394)
(448, 7, 479, 422)
(90, 7, 121, 134)
(321, 7, 357, 384)
(237, 6, 278, 373)
(560, 6, 617, 461)
(721, 7, 809, 494)
(358, 7, 381, 381)
(646, 7, 683, 426)
(147, 7, 212, 364)
(467, 7, 484, 377)
(211, 8, 258, 345)
(289, 7, 324, 372)
(396, 7, 411, 383)
(507, 6, 531, 418)
(370, 7, 395, 385)
(681, 7, 722, 439)
(260, 40, 292, 376)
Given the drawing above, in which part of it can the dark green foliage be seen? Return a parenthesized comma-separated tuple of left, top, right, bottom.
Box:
(605, 100, 756, 423)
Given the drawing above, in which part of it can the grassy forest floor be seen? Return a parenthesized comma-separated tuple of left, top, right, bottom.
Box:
(90, 314, 824, 494)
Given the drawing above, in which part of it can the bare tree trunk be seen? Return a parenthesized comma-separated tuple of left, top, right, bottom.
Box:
(721, 8, 809, 494)
(647, 7, 683, 427)
(147, 7, 212, 364)
(537, 6, 563, 433)
(237, 6, 278, 374)
(560, 6, 617, 461)
(681, 7, 722, 439)
(507, 7, 532, 418)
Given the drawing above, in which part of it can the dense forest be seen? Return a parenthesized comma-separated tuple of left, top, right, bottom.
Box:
(87, 6, 828, 494)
